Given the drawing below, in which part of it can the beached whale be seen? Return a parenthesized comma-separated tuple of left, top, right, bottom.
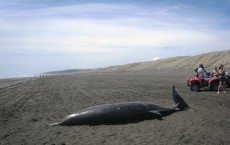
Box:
(50, 86, 189, 126)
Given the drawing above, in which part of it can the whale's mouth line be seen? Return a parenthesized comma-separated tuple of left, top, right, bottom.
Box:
(49, 122, 60, 126)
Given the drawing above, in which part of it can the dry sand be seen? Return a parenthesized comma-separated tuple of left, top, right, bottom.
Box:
(0, 70, 230, 145)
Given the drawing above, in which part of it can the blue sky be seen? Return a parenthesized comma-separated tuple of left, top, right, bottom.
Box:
(0, 0, 230, 77)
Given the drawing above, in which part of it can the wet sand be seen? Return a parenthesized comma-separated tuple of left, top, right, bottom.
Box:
(0, 70, 230, 145)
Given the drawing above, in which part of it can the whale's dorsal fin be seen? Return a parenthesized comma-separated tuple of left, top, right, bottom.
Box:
(149, 111, 162, 116)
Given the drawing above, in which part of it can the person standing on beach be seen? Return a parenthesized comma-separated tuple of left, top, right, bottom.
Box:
(217, 64, 227, 94)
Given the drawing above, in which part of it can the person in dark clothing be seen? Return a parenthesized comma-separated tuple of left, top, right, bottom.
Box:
(217, 64, 227, 94)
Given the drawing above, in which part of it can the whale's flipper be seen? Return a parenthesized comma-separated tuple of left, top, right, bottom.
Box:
(172, 86, 189, 110)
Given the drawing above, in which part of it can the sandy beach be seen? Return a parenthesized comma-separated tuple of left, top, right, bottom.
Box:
(0, 70, 229, 145)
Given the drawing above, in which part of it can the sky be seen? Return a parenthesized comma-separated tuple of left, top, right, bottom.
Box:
(0, 0, 230, 77)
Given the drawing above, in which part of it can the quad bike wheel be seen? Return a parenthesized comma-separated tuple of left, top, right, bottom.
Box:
(210, 81, 219, 91)
(190, 83, 200, 92)
(226, 77, 230, 88)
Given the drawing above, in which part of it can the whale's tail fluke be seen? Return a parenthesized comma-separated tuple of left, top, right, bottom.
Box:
(172, 86, 189, 110)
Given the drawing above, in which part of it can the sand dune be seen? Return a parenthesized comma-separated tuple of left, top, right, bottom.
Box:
(93, 50, 230, 73)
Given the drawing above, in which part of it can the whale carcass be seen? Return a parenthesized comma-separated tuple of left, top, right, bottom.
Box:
(50, 86, 189, 126)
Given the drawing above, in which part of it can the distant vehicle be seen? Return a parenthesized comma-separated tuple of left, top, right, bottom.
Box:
(187, 72, 230, 92)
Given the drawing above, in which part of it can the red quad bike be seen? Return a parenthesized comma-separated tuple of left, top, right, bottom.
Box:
(187, 74, 230, 92)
